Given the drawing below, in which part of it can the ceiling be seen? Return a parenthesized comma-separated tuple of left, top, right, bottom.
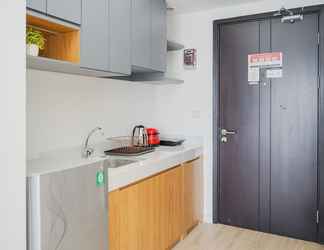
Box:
(167, 0, 262, 14)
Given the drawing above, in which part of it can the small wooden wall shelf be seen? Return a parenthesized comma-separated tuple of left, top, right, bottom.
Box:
(27, 14, 80, 64)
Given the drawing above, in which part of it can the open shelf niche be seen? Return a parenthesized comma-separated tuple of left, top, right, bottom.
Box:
(27, 14, 80, 64)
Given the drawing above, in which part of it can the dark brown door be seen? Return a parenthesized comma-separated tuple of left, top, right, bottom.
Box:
(219, 20, 261, 230)
(218, 14, 318, 241)
(270, 14, 318, 242)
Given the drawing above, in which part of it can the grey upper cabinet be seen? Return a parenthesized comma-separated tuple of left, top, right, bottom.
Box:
(132, 0, 152, 71)
(81, 0, 109, 72)
(26, 0, 46, 13)
(151, 0, 167, 72)
(81, 0, 131, 75)
(109, 0, 132, 74)
(131, 0, 167, 73)
(47, 0, 81, 24)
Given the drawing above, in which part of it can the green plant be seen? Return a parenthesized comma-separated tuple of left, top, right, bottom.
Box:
(26, 27, 46, 50)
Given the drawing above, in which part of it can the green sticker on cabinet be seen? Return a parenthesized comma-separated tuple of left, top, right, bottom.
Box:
(96, 171, 105, 187)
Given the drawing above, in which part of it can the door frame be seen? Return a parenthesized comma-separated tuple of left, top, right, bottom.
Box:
(212, 5, 324, 243)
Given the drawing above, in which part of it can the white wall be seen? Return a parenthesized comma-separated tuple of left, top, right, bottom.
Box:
(0, 0, 26, 249)
(157, 0, 324, 223)
(27, 70, 158, 159)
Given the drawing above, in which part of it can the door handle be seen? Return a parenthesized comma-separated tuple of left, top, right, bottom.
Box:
(221, 129, 237, 136)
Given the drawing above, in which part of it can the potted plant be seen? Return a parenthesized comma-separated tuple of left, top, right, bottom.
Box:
(26, 27, 46, 56)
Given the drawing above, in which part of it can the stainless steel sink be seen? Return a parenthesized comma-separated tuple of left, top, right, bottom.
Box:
(104, 158, 137, 168)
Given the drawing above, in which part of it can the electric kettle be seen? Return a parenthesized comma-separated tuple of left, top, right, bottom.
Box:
(132, 125, 148, 147)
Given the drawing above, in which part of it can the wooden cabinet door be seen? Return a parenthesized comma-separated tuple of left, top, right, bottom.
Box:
(109, 166, 184, 250)
(27, 0, 46, 13)
(47, 0, 81, 24)
(183, 158, 203, 232)
(108, 190, 121, 250)
(121, 177, 157, 250)
(109, 176, 158, 250)
(156, 166, 184, 249)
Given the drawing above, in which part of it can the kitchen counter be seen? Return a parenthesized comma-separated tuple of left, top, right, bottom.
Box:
(27, 141, 203, 192)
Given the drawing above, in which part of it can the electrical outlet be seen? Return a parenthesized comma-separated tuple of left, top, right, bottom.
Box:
(191, 110, 201, 119)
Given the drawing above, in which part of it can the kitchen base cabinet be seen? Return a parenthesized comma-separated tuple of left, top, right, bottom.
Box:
(118, 176, 157, 250)
(183, 158, 203, 233)
(156, 166, 184, 249)
(108, 158, 203, 250)
(108, 190, 121, 250)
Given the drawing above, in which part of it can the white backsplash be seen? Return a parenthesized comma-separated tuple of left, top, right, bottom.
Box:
(27, 69, 158, 160)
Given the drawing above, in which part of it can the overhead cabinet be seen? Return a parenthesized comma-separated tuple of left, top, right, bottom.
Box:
(132, 0, 151, 71)
(132, 0, 167, 73)
(27, 0, 81, 24)
(27, 0, 167, 78)
(27, 0, 46, 13)
(151, 0, 167, 72)
(81, 0, 131, 75)
(27, 0, 132, 76)
(47, 0, 81, 24)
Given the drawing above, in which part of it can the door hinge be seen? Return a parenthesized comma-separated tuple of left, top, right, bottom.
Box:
(316, 210, 320, 224)
(318, 32, 320, 45)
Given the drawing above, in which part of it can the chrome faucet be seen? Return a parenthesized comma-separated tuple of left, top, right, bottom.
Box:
(82, 127, 104, 158)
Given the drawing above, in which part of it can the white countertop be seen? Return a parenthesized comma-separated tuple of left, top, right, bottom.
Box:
(27, 142, 203, 192)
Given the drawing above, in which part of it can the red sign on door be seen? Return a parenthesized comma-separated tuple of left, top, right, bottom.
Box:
(248, 52, 283, 67)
